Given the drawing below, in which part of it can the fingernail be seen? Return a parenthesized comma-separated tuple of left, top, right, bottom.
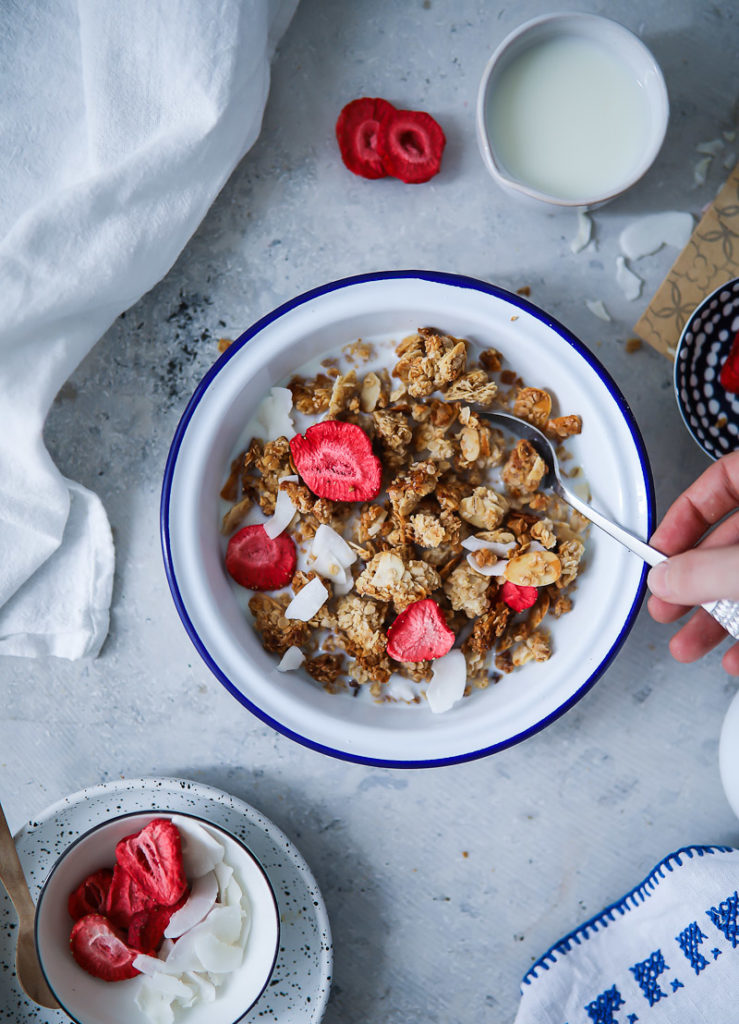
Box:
(647, 561, 669, 597)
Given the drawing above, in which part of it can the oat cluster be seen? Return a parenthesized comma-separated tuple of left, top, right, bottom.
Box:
(220, 328, 587, 703)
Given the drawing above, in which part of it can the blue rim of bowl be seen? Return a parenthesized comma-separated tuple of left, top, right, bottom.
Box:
(34, 809, 281, 1024)
(160, 269, 655, 769)
(673, 276, 739, 462)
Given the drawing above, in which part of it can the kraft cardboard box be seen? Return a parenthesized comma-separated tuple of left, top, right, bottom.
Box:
(634, 162, 739, 358)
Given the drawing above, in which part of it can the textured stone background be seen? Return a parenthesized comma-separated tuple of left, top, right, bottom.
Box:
(2, 1, 738, 1021)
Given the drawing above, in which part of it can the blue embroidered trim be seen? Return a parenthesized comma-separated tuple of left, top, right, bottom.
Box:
(629, 950, 668, 1006)
(584, 984, 624, 1023)
(522, 845, 734, 986)
(706, 891, 739, 948)
(675, 921, 709, 975)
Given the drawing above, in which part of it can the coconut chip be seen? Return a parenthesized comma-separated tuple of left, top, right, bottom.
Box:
(570, 208, 592, 254)
(585, 299, 611, 322)
(277, 645, 306, 672)
(619, 212, 694, 261)
(285, 575, 329, 621)
(615, 256, 643, 301)
(253, 386, 294, 441)
(425, 649, 467, 714)
(263, 475, 299, 538)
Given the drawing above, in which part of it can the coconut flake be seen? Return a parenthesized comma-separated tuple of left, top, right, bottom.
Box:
(134, 953, 168, 976)
(466, 553, 508, 577)
(171, 818, 224, 879)
(312, 523, 356, 567)
(385, 673, 417, 702)
(185, 971, 217, 1003)
(697, 138, 724, 157)
(570, 208, 592, 254)
(285, 576, 329, 621)
(277, 645, 305, 672)
(263, 475, 298, 538)
(619, 212, 694, 260)
(194, 931, 245, 974)
(724, 151, 737, 170)
(165, 871, 219, 939)
(585, 299, 611, 322)
(694, 155, 712, 186)
(425, 650, 467, 714)
(615, 256, 643, 301)
(253, 386, 294, 441)
(461, 535, 516, 558)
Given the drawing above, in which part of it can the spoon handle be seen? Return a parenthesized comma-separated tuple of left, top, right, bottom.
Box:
(0, 801, 35, 920)
(556, 480, 739, 640)
(554, 479, 665, 566)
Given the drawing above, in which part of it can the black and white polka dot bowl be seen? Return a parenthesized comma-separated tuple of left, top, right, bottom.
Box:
(674, 277, 739, 461)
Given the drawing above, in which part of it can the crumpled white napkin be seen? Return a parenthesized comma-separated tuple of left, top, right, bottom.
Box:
(0, 0, 298, 659)
(514, 845, 739, 1024)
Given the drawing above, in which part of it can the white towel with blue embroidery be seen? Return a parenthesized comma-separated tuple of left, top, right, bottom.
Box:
(514, 846, 739, 1024)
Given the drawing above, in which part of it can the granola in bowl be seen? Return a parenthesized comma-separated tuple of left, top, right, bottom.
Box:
(219, 327, 588, 714)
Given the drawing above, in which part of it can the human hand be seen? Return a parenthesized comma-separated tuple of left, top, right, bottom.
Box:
(647, 451, 739, 674)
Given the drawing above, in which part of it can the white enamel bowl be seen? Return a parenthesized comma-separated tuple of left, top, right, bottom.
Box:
(35, 811, 280, 1024)
(161, 271, 654, 768)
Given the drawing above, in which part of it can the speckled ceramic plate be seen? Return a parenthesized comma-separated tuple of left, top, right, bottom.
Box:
(0, 777, 332, 1023)
(674, 277, 739, 460)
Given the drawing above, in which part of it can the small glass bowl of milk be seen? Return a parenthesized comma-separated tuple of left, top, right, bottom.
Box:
(476, 13, 669, 208)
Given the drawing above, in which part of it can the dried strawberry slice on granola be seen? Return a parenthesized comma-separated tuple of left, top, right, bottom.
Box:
(500, 580, 538, 612)
(719, 330, 739, 393)
(114, 818, 188, 908)
(386, 598, 455, 662)
(70, 913, 140, 982)
(290, 421, 381, 501)
(225, 524, 297, 590)
(68, 868, 114, 921)
(336, 97, 396, 179)
(376, 107, 446, 184)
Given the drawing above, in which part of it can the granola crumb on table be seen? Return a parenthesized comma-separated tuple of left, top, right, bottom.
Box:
(222, 326, 589, 706)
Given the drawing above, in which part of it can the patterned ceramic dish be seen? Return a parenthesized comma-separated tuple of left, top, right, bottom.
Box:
(674, 277, 739, 461)
(1, 777, 332, 1024)
(160, 270, 655, 768)
(34, 811, 279, 1024)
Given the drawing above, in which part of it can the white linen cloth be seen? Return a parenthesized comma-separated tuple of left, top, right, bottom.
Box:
(514, 845, 739, 1024)
(0, 0, 298, 659)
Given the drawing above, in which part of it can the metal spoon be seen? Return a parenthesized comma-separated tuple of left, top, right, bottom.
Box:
(0, 799, 59, 1008)
(476, 409, 739, 640)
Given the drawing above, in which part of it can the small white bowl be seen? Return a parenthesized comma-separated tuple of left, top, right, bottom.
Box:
(476, 12, 669, 208)
(161, 270, 655, 768)
(34, 811, 280, 1024)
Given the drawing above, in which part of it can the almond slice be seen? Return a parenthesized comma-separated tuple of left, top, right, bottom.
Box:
(504, 550, 561, 587)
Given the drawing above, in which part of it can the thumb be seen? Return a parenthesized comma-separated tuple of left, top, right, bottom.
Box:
(647, 545, 739, 605)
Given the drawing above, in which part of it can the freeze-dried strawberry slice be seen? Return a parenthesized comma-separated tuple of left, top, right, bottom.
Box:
(225, 524, 297, 590)
(115, 818, 187, 908)
(719, 330, 739, 393)
(336, 97, 396, 179)
(70, 913, 140, 982)
(127, 898, 183, 956)
(290, 421, 381, 501)
(500, 580, 538, 612)
(68, 868, 114, 921)
(377, 107, 446, 184)
(105, 863, 154, 929)
(386, 598, 455, 662)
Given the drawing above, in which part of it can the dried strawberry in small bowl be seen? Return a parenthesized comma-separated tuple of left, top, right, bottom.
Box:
(34, 811, 279, 1024)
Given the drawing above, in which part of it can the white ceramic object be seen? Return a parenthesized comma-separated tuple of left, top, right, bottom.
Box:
(34, 810, 279, 1024)
(719, 689, 739, 821)
(475, 13, 669, 208)
(161, 270, 654, 768)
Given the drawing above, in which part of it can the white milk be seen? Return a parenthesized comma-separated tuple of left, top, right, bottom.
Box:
(486, 33, 653, 200)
